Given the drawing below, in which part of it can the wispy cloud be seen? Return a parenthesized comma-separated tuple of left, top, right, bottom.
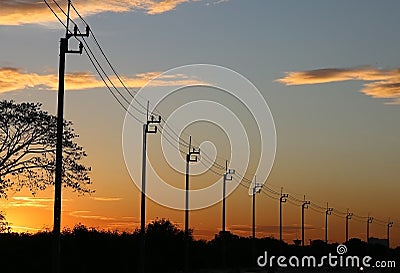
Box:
(9, 196, 52, 208)
(276, 66, 400, 104)
(213, 0, 230, 4)
(68, 211, 142, 231)
(9, 196, 70, 208)
(91, 197, 122, 202)
(0, 67, 204, 94)
(69, 210, 116, 221)
(230, 224, 316, 233)
(9, 225, 42, 233)
(0, 0, 199, 26)
(12, 197, 54, 202)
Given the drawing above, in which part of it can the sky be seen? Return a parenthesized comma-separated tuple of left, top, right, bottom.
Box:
(1, 0, 400, 247)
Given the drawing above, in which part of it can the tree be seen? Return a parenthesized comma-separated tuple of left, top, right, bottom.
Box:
(0, 100, 92, 198)
(0, 211, 9, 233)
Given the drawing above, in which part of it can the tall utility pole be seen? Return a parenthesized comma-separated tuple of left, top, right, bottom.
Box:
(222, 160, 235, 232)
(53, 2, 89, 273)
(325, 203, 333, 243)
(139, 103, 161, 273)
(387, 219, 393, 248)
(366, 215, 373, 243)
(279, 188, 288, 242)
(345, 209, 353, 243)
(301, 196, 310, 246)
(221, 160, 234, 268)
(185, 136, 200, 272)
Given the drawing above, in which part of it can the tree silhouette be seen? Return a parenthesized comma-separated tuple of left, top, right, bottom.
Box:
(0, 211, 9, 233)
(0, 220, 399, 273)
(0, 100, 92, 198)
(144, 219, 187, 271)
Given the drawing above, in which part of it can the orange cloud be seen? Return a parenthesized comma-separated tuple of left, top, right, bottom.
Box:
(0, 0, 195, 26)
(91, 197, 122, 202)
(8, 196, 71, 208)
(69, 210, 116, 221)
(0, 67, 204, 94)
(277, 66, 400, 104)
(8, 225, 42, 233)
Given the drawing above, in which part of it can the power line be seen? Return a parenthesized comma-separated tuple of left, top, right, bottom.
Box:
(51, 1, 259, 195)
(44, 1, 397, 231)
(71, 1, 201, 153)
(53, 1, 148, 117)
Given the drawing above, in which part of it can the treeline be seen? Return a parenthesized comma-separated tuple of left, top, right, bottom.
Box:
(0, 219, 399, 273)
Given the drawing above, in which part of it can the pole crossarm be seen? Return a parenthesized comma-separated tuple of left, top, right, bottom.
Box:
(302, 200, 310, 209)
(145, 114, 161, 133)
(188, 147, 200, 162)
(346, 212, 353, 220)
(66, 24, 90, 39)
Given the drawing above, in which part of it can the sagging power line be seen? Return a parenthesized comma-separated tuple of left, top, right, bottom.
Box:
(43, 2, 398, 263)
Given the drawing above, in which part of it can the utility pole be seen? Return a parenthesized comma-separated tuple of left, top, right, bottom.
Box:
(221, 160, 234, 268)
(366, 215, 373, 244)
(325, 203, 333, 243)
(53, 2, 89, 273)
(279, 188, 288, 242)
(252, 178, 262, 239)
(251, 178, 262, 266)
(345, 209, 353, 243)
(387, 219, 393, 248)
(222, 160, 235, 232)
(139, 102, 161, 273)
(185, 136, 200, 272)
(301, 196, 310, 246)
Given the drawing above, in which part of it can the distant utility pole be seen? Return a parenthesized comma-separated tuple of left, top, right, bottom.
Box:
(387, 219, 393, 248)
(222, 160, 235, 233)
(53, 1, 89, 273)
(221, 160, 234, 268)
(325, 203, 333, 243)
(366, 215, 373, 243)
(252, 178, 262, 239)
(185, 136, 200, 272)
(139, 102, 161, 273)
(301, 196, 310, 246)
(345, 209, 353, 243)
(279, 188, 288, 242)
(251, 178, 262, 266)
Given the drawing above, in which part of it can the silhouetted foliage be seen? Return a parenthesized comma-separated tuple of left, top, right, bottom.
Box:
(0, 100, 92, 198)
(144, 219, 186, 272)
(0, 211, 9, 233)
(0, 219, 399, 273)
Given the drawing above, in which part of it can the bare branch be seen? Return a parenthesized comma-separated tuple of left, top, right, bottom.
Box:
(0, 100, 93, 196)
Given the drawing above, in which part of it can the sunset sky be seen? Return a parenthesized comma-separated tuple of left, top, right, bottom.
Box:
(1, 0, 400, 247)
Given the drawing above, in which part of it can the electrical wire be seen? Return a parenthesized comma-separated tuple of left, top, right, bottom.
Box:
(44, 0, 397, 229)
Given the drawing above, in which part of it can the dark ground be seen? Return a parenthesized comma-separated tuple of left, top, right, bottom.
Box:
(0, 220, 398, 273)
